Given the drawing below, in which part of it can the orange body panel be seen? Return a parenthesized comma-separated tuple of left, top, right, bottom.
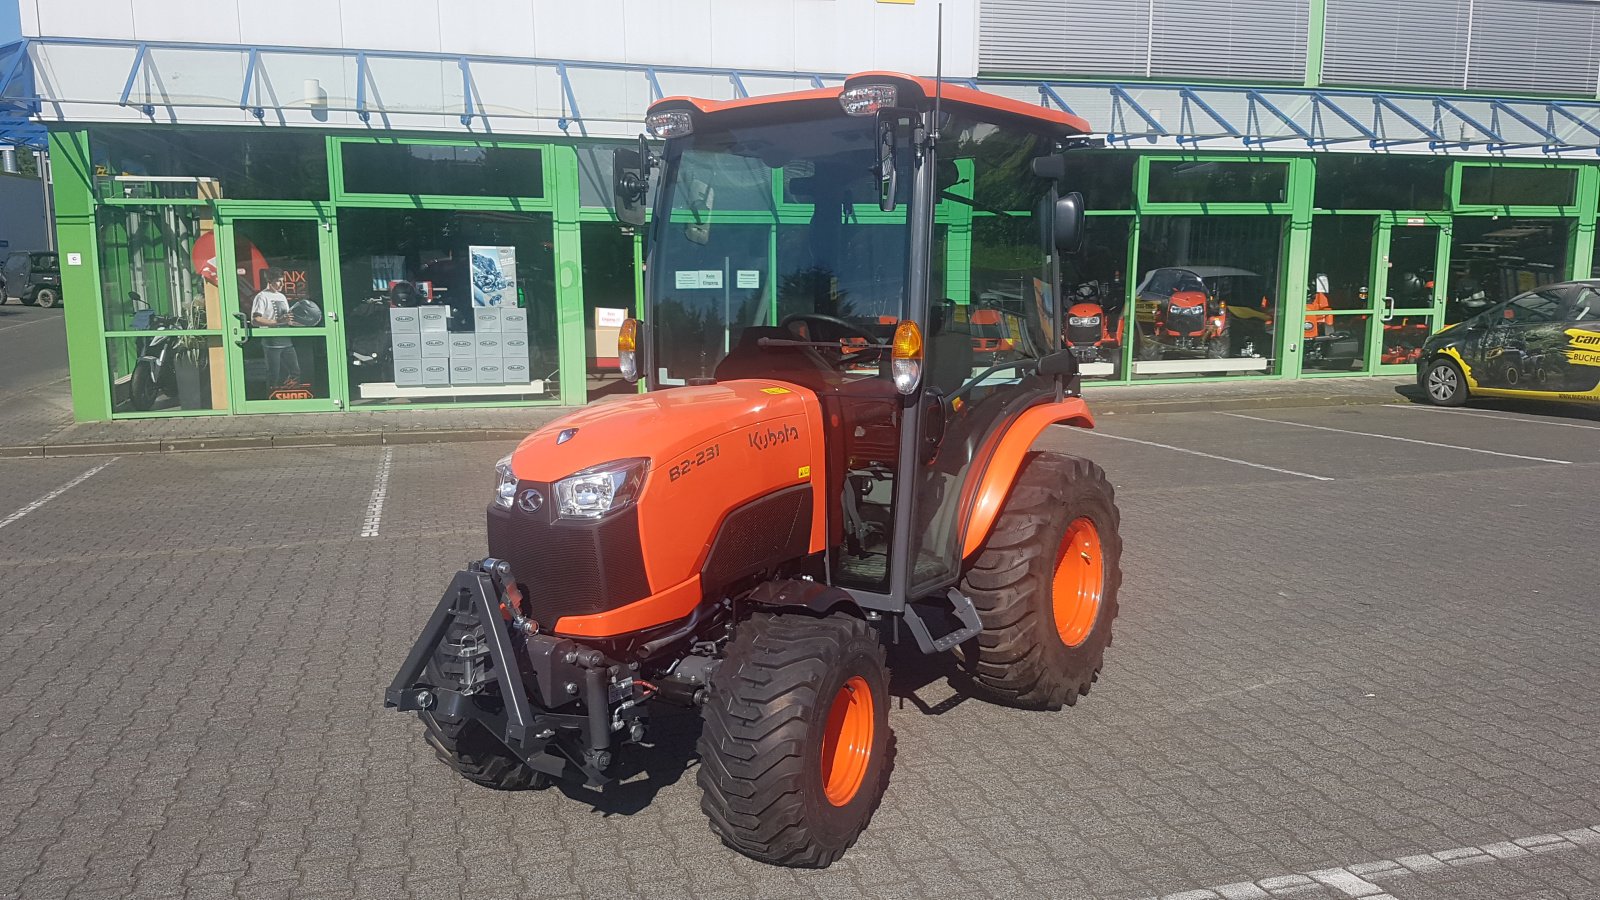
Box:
(958, 398, 1095, 560)
(650, 71, 1091, 136)
(510, 380, 828, 638)
(554, 574, 702, 638)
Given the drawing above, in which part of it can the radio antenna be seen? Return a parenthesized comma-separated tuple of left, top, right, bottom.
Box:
(932, 3, 944, 143)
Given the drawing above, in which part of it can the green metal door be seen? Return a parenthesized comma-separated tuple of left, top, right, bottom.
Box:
(217, 214, 346, 412)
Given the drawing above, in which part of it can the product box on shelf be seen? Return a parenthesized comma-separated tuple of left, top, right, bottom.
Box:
(388, 308, 420, 334)
(391, 336, 421, 359)
(473, 308, 502, 332)
(449, 362, 478, 385)
(394, 362, 424, 386)
(420, 335, 449, 358)
(418, 307, 449, 332)
(421, 362, 449, 386)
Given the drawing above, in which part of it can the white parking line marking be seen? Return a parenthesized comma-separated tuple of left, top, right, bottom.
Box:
(1139, 823, 1600, 900)
(1222, 413, 1573, 465)
(1386, 402, 1600, 431)
(359, 447, 394, 538)
(0, 316, 60, 333)
(0, 458, 119, 532)
(1079, 429, 1334, 481)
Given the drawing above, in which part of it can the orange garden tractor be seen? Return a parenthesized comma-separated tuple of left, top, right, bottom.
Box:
(385, 72, 1124, 868)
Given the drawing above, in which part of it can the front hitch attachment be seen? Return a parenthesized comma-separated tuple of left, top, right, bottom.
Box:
(384, 558, 639, 786)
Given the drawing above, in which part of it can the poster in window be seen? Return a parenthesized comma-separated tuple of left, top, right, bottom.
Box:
(469, 245, 518, 307)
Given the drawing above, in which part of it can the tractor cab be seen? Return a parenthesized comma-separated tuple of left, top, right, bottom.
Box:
(616, 72, 1092, 609)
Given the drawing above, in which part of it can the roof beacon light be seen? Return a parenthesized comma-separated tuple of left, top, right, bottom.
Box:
(890, 320, 923, 395)
(645, 110, 694, 139)
(840, 84, 898, 117)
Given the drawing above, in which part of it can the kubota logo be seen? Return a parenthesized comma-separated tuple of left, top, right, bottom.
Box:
(748, 424, 800, 451)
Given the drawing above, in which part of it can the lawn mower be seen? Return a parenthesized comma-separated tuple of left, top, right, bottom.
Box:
(385, 72, 1124, 868)
(1064, 280, 1122, 364)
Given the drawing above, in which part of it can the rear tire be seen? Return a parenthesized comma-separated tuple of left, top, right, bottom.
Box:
(33, 288, 58, 309)
(1425, 357, 1468, 407)
(958, 452, 1122, 711)
(417, 611, 547, 791)
(697, 611, 889, 868)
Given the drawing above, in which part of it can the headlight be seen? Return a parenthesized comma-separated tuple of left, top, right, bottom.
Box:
(553, 458, 648, 519)
(493, 454, 517, 509)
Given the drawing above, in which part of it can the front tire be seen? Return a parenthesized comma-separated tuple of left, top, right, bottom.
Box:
(697, 611, 890, 868)
(958, 453, 1122, 710)
(1425, 357, 1468, 407)
(131, 359, 159, 411)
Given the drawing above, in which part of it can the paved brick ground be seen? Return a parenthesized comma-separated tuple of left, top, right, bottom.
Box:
(1, 401, 1598, 898)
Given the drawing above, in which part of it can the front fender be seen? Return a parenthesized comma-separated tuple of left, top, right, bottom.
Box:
(958, 397, 1094, 560)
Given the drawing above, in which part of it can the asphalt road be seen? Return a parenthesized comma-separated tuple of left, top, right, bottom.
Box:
(0, 301, 71, 443)
(1, 399, 1598, 899)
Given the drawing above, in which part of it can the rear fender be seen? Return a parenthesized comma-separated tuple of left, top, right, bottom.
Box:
(958, 397, 1094, 560)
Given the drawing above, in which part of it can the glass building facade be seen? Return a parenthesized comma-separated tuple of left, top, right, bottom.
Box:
(49, 123, 1600, 420)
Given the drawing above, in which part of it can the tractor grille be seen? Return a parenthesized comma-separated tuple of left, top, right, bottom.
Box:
(485, 487, 651, 627)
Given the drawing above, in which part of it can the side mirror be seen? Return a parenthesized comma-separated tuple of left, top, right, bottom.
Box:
(612, 141, 650, 228)
(1053, 192, 1086, 254)
(1036, 348, 1080, 378)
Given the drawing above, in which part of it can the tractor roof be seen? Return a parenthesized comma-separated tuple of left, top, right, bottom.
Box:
(648, 71, 1092, 140)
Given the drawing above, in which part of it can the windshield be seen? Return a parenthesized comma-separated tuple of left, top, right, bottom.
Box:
(647, 112, 915, 385)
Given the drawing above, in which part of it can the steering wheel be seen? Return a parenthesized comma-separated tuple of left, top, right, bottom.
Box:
(779, 313, 886, 366)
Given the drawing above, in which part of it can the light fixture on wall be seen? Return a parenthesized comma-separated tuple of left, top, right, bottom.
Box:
(304, 78, 329, 122)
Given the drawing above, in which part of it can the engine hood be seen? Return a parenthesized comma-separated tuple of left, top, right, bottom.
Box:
(509, 381, 815, 482)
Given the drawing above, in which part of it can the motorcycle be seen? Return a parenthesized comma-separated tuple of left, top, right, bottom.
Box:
(128, 307, 189, 411)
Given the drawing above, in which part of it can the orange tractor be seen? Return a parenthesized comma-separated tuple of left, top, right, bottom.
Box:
(386, 72, 1124, 867)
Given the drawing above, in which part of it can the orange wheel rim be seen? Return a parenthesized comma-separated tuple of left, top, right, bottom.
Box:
(820, 675, 874, 806)
(1052, 517, 1104, 647)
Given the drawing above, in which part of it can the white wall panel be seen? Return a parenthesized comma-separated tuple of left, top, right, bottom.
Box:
(620, 0, 715, 69)
(130, 0, 242, 45)
(238, 0, 347, 49)
(530, 0, 628, 62)
(790, 1, 874, 74)
(708, 0, 797, 71)
(28, 0, 135, 40)
(438, 0, 539, 58)
(340, 0, 445, 55)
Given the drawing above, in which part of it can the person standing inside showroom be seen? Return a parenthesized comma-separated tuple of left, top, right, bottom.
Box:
(251, 269, 301, 389)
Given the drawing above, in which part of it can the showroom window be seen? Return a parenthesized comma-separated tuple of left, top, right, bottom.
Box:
(336, 208, 558, 405)
(1458, 166, 1577, 208)
(1133, 216, 1284, 378)
(1445, 217, 1570, 323)
(339, 142, 545, 198)
(1146, 160, 1288, 205)
(96, 205, 219, 333)
(91, 127, 328, 201)
(1059, 216, 1133, 380)
(1314, 156, 1449, 211)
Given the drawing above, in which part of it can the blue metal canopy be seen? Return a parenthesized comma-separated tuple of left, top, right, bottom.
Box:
(7, 36, 1600, 156)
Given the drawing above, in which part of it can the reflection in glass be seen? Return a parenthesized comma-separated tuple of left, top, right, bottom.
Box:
(1446, 218, 1570, 324)
(1459, 167, 1576, 207)
(96, 205, 217, 332)
(1058, 217, 1131, 379)
(336, 209, 558, 405)
(232, 220, 330, 403)
(110, 335, 226, 413)
(91, 127, 328, 201)
(1303, 313, 1370, 372)
(341, 143, 544, 197)
(1313, 156, 1448, 211)
(1309, 217, 1377, 311)
(1147, 160, 1287, 204)
(1134, 216, 1283, 377)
